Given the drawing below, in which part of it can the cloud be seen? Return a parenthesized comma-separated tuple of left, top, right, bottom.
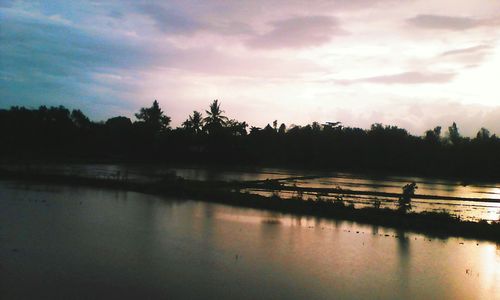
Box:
(246, 15, 345, 49)
(0, 9, 160, 116)
(0, 5, 324, 119)
(407, 14, 498, 31)
(134, 2, 253, 36)
(2, 0, 500, 134)
(388, 101, 500, 136)
(441, 44, 491, 56)
(334, 71, 456, 85)
(136, 3, 201, 34)
(437, 44, 494, 67)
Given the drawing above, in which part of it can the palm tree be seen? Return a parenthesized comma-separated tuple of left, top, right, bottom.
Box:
(182, 111, 203, 134)
(203, 100, 228, 134)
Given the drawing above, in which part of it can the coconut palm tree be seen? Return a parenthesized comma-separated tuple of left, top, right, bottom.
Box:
(182, 111, 203, 134)
(203, 100, 228, 134)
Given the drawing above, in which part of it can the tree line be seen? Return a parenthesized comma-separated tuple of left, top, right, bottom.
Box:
(1, 100, 499, 179)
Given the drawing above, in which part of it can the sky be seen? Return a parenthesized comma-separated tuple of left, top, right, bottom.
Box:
(1, 0, 499, 136)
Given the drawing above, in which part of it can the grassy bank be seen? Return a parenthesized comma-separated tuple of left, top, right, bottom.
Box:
(1, 168, 499, 242)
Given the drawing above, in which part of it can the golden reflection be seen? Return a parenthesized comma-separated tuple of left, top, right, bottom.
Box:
(478, 244, 500, 298)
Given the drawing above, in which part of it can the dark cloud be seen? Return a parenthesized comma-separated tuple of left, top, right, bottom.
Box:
(0, 11, 159, 116)
(246, 15, 345, 49)
(407, 14, 498, 31)
(133, 2, 255, 36)
(335, 71, 456, 85)
(0, 7, 323, 118)
(136, 3, 201, 34)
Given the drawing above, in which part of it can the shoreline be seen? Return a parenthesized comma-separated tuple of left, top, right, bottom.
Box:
(1, 169, 499, 242)
(3, 159, 500, 185)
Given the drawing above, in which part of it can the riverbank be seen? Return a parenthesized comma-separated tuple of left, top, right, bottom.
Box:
(1, 168, 499, 242)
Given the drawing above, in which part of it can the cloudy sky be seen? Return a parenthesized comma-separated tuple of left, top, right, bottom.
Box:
(1, 0, 499, 135)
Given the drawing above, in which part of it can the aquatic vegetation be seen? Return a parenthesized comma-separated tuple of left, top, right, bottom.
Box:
(397, 182, 417, 213)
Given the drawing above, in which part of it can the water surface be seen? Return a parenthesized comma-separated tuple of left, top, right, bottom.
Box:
(1, 181, 498, 299)
(3, 163, 500, 221)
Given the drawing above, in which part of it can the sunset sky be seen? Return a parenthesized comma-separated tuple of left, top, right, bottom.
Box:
(1, 0, 499, 136)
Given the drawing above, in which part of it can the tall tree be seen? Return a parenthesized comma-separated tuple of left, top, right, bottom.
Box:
(135, 100, 171, 132)
(203, 100, 228, 134)
(182, 111, 203, 134)
(71, 109, 91, 129)
(424, 126, 441, 144)
(447, 122, 461, 145)
(278, 123, 287, 135)
(226, 119, 248, 136)
(476, 127, 490, 141)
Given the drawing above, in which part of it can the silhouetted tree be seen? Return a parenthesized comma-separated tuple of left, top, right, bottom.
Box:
(447, 122, 461, 145)
(2, 103, 500, 179)
(424, 126, 441, 144)
(203, 99, 228, 134)
(476, 127, 490, 141)
(398, 182, 417, 213)
(250, 126, 261, 135)
(106, 116, 132, 129)
(135, 100, 171, 133)
(226, 119, 248, 136)
(71, 109, 91, 129)
(182, 111, 203, 134)
(278, 123, 286, 135)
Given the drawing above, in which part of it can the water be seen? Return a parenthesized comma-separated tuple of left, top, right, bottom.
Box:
(1, 181, 499, 299)
(281, 174, 500, 220)
(6, 163, 498, 221)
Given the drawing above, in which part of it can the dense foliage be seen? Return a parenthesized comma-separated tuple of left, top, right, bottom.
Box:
(1, 100, 500, 179)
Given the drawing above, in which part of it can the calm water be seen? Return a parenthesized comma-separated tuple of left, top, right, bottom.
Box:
(1, 181, 499, 299)
(4, 163, 498, 221)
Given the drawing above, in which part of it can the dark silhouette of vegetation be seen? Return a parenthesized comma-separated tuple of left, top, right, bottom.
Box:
(2, 100, 500, 180)
(203, 99, 228, 134)
(182, 111, 203, 134)
(398, 182, 417, 213)
(135, 100, 171, 133)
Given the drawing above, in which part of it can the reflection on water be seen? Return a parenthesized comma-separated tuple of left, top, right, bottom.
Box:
(1, 181, 499, 299)
(3, 163, 500, 221)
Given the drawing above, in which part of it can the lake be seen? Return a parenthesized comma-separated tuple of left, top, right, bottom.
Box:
(1, 180, 499, 299)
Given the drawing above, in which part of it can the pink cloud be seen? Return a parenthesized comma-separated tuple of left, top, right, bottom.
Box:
(246, 15, 346, 49)
(334, 71, 456, 85)
(407, 14, 499, 31)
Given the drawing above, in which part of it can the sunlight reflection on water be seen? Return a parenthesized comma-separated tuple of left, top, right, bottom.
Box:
(1, 181, 499, 299)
